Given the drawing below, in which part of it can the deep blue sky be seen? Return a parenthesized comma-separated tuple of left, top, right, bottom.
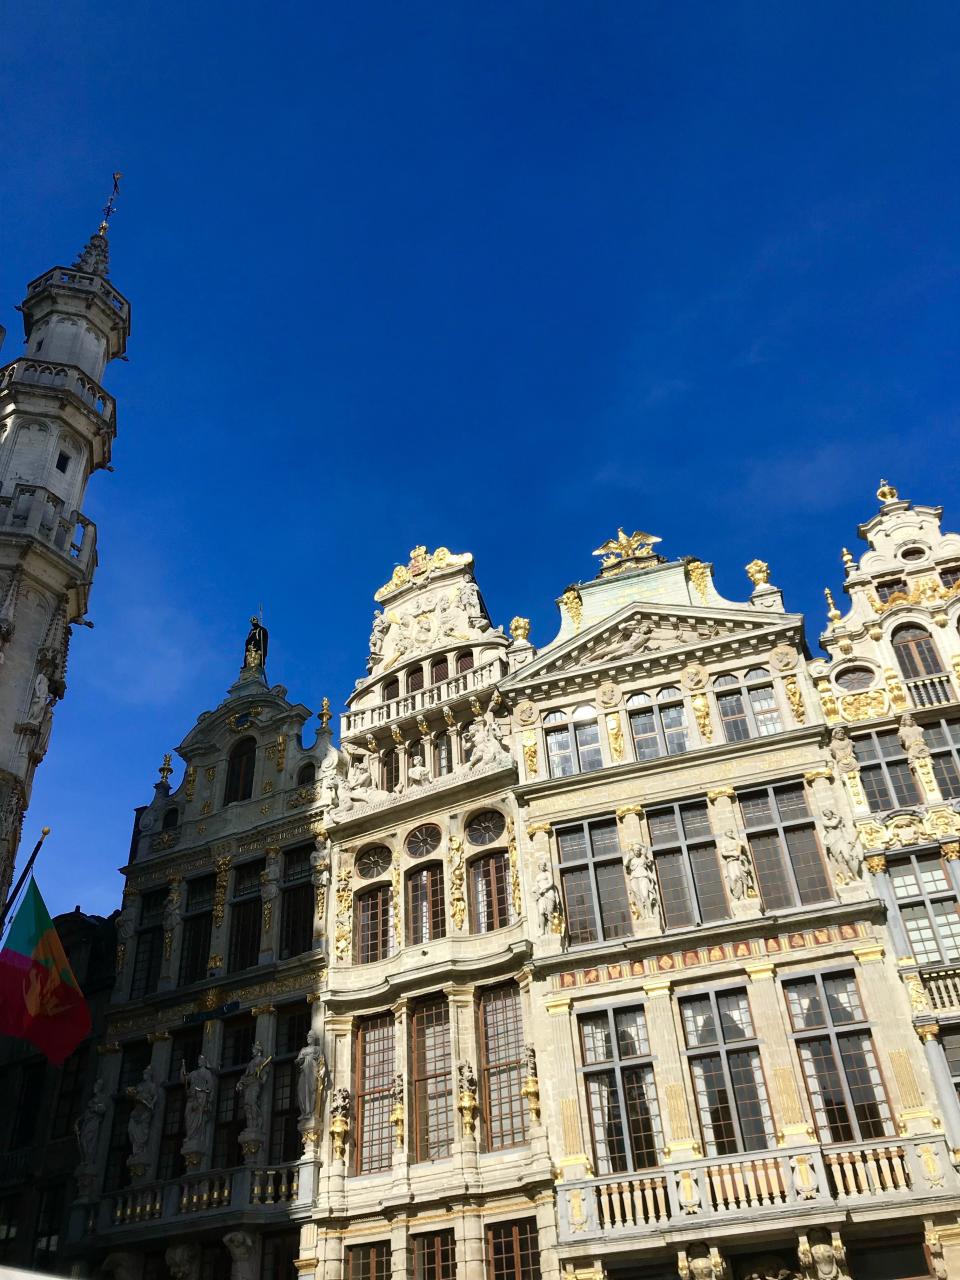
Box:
(2, 3, 959, 917)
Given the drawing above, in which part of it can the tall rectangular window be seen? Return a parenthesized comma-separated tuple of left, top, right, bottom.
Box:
(544, 708, 603, 777)
(179, 875, 215, 985)
(680, 988, 775, 1155)
(31, 1181, 64, 1270)
(104, 1041, 152, 1191)
(270, 1004, 311, 1163)
(556, 819, 630, 945)
(355, 1014, 395, 1174)
(408, 864, 446, 944)
(211, 1018, 255, 1168)
(11, 1060, 45, 1148)
(478, 983, 526, 1151)
(50, 1045, 88, 1139)
(647, 801, 727, 929)
(346, 1243, 390, 1280)
(890, 852, 960, 965)
(921, 717, 960, 799)
(784, 972, 893, 1143)
(739, 783, 831, 911)
(854, 731, 922, 812)
(157, 1028, 202, 1180)
(279, 846, 314, 959)
(355, 884, 392, 963)
(578, 1004, 663, 1173)
(412, 1231, 455, 1280)
(130, 888, 165, 999)
(411, 997, 453, 1162)
(261, 1233, 301, 1280)
(627, 688, 689, 760)
(469, 852, 511, 933)
(227, 860, 264, 972)
(485, 1220, 540, 1280)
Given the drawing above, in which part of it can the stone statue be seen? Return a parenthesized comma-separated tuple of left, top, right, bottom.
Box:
(457, 580, 488, 630)
(741, 1259, 795, 1280)
(25, 670, 51, 725)
(126, 1066, 157, 1160)
(718, 829, 755, 901)
(534, 857, 561, 935)
(368, 609, 389, 664)
(820, 809, 863, 882)
(181, 1055, 215, 1155)
(608, 616, 659, 659)
(406, 753, 432, 788)
(75, 1077, 107, 1167)
(296, 1028, 326, 1121)
(679, 1243, 724, 1280)
(115, 895, 136, 972)
(462, 715, 510, 771)
(625, 842, 659, 922)
(162, 880, 182, 936)
(260, 857, 281, 924)
(801, 1227, 845, 1279)
(898, 711, 930, 762)
(236, 1042, 271, 1133)
(223, 1232, 258, 1280)
(243, 616, 268, 670)
(165, 1243, 201, 1280)
(828, 726, 858, 774)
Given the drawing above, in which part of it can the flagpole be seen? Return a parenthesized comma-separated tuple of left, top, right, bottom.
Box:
(0, 827, 51, 932)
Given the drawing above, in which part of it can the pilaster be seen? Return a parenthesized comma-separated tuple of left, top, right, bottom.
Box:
(641, 977, 700, 1160)
(743, 962, 815, 1144)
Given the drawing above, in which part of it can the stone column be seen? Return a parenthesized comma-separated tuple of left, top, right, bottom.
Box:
(391, 998, 409, 1183)
(223, 1230, 260, 1280)
(459, 1209, 485, 1280)
(324, 1012, 353, 1213)
(258, 848, 281, 964)
(207, 852, 233, 977)
(535, 1194, 561, 1280)
(863, 854, 913, 958)
(159, 874, 184, 991)
(743, 963, 814, 1145)
(918, 1024, 960, 1154)
(545, 995, 591, 1179)
(641, 977, 699, 1160)
(390, 1217, 410, 1280)
(447, 984, 479, 1175)
(516, 968, 548, 1158)
(707, 787, 761, 921)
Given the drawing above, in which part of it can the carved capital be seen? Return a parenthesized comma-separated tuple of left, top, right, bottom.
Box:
(615, 805, 644, 820)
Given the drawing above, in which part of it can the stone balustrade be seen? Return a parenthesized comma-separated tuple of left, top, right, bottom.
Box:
(0, 485, 97, 576)
(27, 265, 130, 321)
(907, 673, 955, 708)
(0, 359, 116, 424)
(921, 964, 960, 1016)
(344, 657, 506, 733)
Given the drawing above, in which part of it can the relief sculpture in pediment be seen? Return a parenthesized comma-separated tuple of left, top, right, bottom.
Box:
(367, 580, 494, 673)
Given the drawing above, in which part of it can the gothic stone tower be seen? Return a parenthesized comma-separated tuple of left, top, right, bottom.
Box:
(0, 222, 130, 902)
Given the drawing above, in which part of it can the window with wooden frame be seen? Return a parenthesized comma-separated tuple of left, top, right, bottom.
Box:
(477, 983, 526, 1151)
(739, 783, 832, 911)
(212, 1018, 255, 1168)
(355, 883, 393, 964)
(889, 851, 960, 965)
(468, 851, 511, 934)
(647, 801, 728, 929)
(456, 650, 474, 674)
(713, 668, 783, 743)
(354, 1014, 395, 1174)
(893, 625, 944, 679)
(410, 996, 453, 1162)
(297, 761, 316, 786)
(942, 565, 960, 589)
(783, 971, 894, 1143)
(544, 705, 603, 777)
(627, 687, 689, 760)
(103, 1041, 152, 1191)
(157, 1028, 203, 1179)
(179, 875, 215, 986)
(853, 730, 922, 812)
(680, 988, 775, 1155)
(261, 1232, 301, 1280)
(130, 888, 165, 999)
(382, 678, 399, 703)
(227, 859, 264, 973)
(50, 1045, 88, 1140)
(279, 845, 313, 960)
(430, 656, 449, 684)
(485, 1220, 540, 1280)
(407, 864, 446, 945)
(434, 731, 453, 776)
(920, 717, 960, 799)
(578, 1004, 663, 1173)
(407, 665, 425, 693)
(346, 1243, 390, 1280)
(269, 1004, 311, 1163)
(556, 818, 630, 946)
(223, 735, 256, 805)
(381, 748, 400, 793)
(412, 1230, 456, 1280)
(940, 1027, 960, 1103)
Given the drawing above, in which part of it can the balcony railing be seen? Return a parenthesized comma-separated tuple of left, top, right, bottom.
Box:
(250, 1164, 299, 1204)
(0, 485, 97, 575)
(557, 1136, 957, 1245)
(908, 674, 955, 708)
(27, 266, 130, 321)
(0, 359, 116, 424)
(919, 965, 960, 1017)
(344, 657, 506, 734)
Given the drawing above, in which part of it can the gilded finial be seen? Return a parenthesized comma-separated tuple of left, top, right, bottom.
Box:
(824, 588, 841, 624)
(592, 528, 662, 575)
(509, 616, 531, 642)
(841, 547, 855, 574)
(98, 172, 122, 236)
(745, 559, 770, 588)
(319, 697, 332, 728)
(158, 753, 173, 784)
(877, 478, 899, 504)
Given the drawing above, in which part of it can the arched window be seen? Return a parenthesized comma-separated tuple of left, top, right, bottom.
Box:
(893, 625, 943, 679)
(469, 852, 511, 933)
(407, 864, 446, 944)
(162, 808, 179, 831)
(383, 678, 399, 703)
(434, 731, 453, 776)
(407, 666, 425, 693)
(431, 656, 449, 684)
(456, 651, 474, 674)
(297, 761, 316, 786)
(224, 736, 256, 805)
(545, 705, 603, 778)
(355, 884, 392, 964)
(382, 748, 400, 793)
(627, 687, 688, 761)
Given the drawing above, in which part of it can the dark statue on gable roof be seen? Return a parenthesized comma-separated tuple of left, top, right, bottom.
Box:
(243, 616, 268, 671)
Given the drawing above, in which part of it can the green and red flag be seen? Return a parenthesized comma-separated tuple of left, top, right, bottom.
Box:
(0, 878, 90, 1064)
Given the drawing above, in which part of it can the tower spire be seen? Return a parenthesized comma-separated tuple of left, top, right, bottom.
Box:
(72, 172, 122, 278)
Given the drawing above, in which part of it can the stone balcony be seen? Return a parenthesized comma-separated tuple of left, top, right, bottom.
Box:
(343, 656, 506, 735)
(907, 673, 956, 708)
(26, 264, 130, 323)
(556, 1135, 959, 1248)
(919, 964, 960, 1019)
(0, 484, 97, 577)
(0, 358, 116, 426)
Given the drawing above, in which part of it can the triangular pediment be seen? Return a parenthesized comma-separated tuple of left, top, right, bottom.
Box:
(502, 601, 802, 689)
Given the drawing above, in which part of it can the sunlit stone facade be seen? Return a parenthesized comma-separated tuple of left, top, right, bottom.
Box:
(70, 491, 960, 1280)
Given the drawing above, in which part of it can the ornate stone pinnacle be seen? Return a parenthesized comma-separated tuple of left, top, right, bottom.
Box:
(319, 697, 332, 728)
(824, 587, 841, 624)
(841, 547, 855, 573)
(158, 753, 173, 784)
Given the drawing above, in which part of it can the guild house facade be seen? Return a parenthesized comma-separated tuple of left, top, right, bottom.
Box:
(66, 491, 960, 1280)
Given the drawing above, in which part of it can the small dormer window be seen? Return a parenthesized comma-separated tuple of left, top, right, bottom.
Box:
(875, 578, 907, 603)
(55, 451, 70, 474)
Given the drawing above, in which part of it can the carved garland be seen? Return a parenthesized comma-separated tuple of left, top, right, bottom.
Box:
(507, 818, 522, 918)
(448, 837, 466, 930)
(213, 856, 232, 928)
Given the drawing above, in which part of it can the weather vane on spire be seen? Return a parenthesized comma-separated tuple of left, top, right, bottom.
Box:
(98, 172, 123, 236)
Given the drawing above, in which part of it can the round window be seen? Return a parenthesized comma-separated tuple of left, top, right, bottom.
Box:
(900, 546, 927, 561)
(835, 667, 874, 692)
(466, 809, 506, 846)
(356, 845, 392, 879)
(406, 824, 442, 858)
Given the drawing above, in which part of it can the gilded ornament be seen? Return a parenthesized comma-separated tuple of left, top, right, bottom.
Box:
(227, 706, 262, 733)
(841, 546, 856, 573)
(706, 787, 735, 802)
(442, 705, 456, 728)
(745, 558, 770, 587)
(509, 616, 531, 642)
(158, 753, 173, 784)
(883, 667, 908, 712)
(686, 559, 710, 603)
(416, 714, 429, 736)
(804, 767, 833, 783)
(615, 806, 644, 821)
(366, 733, 377, 752)
(448, 837, 466, 930)
(374, 546, 473, 601)
(605, 712, 625, 763)
(390, 724, 404, 745)
(816, 678, 841, 724)
(904, 972, 931, 1015)
(185, 766, 197, 801)
(917, 1023, 941, 1043)
(865, 854, 888, 875)
(824, 587, 841, 624)
(839, 688, 887, 722)
(559, 587, 583, 633)
(469, 695, 482, 717)
(877, 478, 899, 503)
(691, 692, 712, 743)
(205, 766, 217, 783)
(521, 730, 538, 777)
(783, 676, 806, 724)
(200, 801, 212, 816)
(526, 822, 552, 838)
(391, 849, 402, 944)
(213, 855, 232, 928)
(592, 528, 662, 575)
(942, 841, 960, 861)
(319, 697, 332, 728)
(507, 818, 522, 917)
